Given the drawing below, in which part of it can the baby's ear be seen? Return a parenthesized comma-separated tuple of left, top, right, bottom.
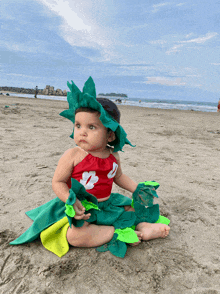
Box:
(108, 131, 116, 142)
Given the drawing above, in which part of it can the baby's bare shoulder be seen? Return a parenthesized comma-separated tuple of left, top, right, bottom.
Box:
(61, 147, 87, 166)
(62, 147, 79, 158)
(59, 147, 81, 166)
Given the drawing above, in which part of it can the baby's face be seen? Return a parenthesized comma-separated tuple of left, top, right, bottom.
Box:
(74, 111, 110, 153)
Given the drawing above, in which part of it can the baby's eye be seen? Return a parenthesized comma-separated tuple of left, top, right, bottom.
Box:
(75, 124, 81, 128)
(89, 125, 96, 130)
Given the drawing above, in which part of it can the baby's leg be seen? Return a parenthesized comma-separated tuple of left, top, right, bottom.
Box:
(67, 222, 115, 247)
(136, 222, 170, 241)
(67, 221, 143, 248)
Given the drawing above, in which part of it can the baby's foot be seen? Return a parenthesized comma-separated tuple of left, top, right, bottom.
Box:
(128, 231, 142, 246)
(136, 223, 170, 241)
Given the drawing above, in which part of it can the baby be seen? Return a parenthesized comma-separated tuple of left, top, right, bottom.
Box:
(52, 77, 170, 249)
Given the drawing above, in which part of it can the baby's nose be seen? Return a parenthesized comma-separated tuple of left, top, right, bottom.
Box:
(80, 127, 87, 136)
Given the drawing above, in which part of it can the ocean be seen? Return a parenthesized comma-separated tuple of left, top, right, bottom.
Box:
(5, 93, 218, 112)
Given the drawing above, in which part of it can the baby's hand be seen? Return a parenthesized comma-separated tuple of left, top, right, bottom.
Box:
(73, 198, 91, 220)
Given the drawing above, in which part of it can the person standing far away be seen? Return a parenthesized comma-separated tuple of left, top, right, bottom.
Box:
(35, 86, 38, 98)
(217, 100, 220, 112)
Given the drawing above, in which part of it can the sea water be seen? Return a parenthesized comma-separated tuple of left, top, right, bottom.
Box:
(5, 93, 218, 112)
(118, 97, 217, 112)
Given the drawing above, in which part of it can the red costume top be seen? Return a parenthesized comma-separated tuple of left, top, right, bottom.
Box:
(67, 153, 118, 199)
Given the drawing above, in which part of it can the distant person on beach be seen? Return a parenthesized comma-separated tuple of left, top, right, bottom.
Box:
(217, 100, 220, 112)
(34, 86, 38, 98)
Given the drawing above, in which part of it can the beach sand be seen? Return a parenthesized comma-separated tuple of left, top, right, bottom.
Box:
(0, 95, 220, 294)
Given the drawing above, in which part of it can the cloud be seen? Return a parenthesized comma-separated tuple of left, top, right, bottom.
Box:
(152, 2, 171, 13)
(37, 0, 111, 56)
(166, 44, 184, 54)
(185, 33, 194, 39)
(150, 40, 167, 45)
(152, 2, 185, 13)
(176, 3, 186, 6)
(146, 77, 186, 86)
(37, 0, 91, 32)
(183, 32, 218, 44)
(166, 32, 218, 54)
(2, 39, 48, 54)
(6, 73, 34, 78)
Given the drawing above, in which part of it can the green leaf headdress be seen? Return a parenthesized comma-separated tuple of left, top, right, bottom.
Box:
(60, 77, 135, 152)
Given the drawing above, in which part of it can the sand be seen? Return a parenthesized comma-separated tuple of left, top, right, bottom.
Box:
(0, 95, 220, 294)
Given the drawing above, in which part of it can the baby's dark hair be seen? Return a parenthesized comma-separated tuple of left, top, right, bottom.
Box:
(75, 98, 120, 123)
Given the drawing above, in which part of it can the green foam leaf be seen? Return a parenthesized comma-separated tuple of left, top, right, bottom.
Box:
(65, 204, 75, 217)
(81, 199, 100, 211)
(115, 228, 139, 243)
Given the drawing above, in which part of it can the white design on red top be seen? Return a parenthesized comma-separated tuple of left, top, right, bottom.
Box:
(80, 171, 99, 190)
(107, 162, 118, 179)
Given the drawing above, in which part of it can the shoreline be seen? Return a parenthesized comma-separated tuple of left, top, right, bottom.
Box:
(2, 93, 219, 114)
(1, 95, 220, 293)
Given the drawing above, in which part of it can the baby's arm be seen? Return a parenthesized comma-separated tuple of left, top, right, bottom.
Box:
(113, 152, 138, 195)
(52, 148, 90, 220)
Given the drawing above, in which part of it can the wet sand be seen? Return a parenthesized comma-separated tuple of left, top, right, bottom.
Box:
(0, 95, 220, 294)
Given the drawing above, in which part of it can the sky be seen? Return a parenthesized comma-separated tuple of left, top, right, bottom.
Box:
(1, 0, 220, 102)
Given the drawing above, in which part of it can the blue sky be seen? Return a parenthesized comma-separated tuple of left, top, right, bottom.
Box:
(1, 0, 220, 102)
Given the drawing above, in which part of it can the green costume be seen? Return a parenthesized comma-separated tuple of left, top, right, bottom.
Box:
(10, 77, 170, 258)
(11, 179, 169, 258)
